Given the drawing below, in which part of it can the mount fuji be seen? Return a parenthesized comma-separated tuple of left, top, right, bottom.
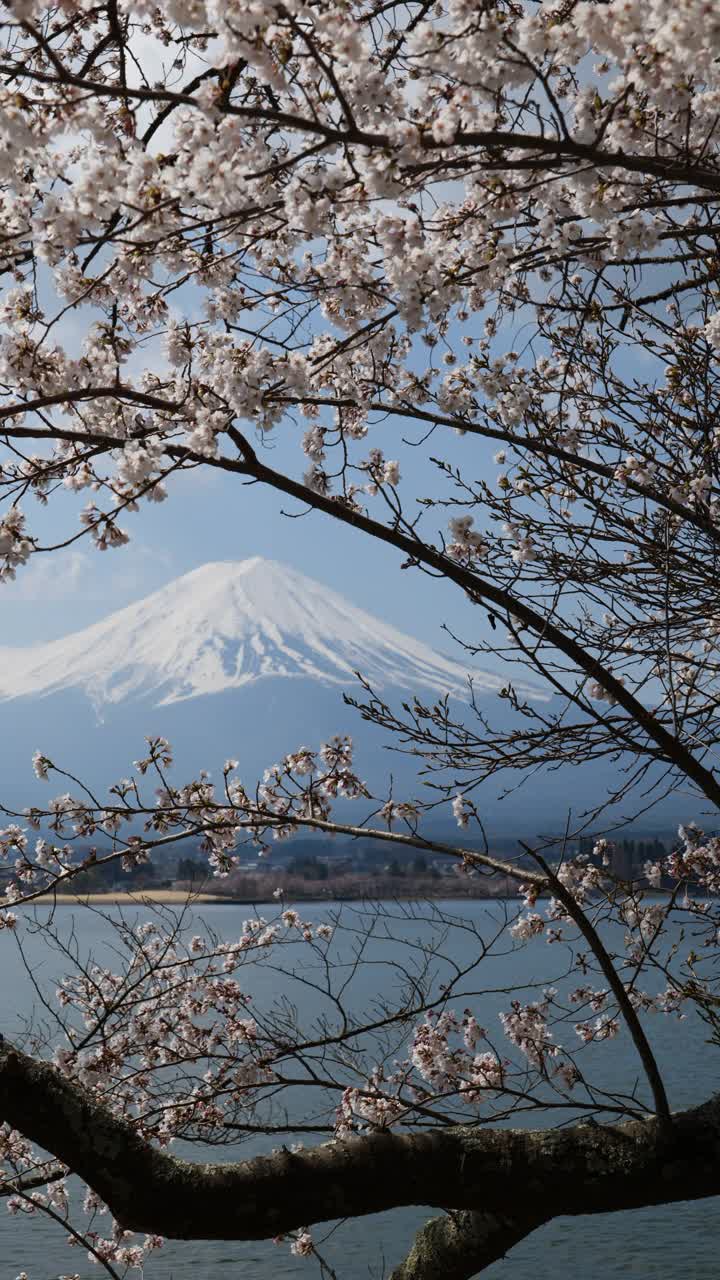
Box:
(0, 558, 548, 817)
(0, 557, 522, 710)
(0, 560, 684, 831)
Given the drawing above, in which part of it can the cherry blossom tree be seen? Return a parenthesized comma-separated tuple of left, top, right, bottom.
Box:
(2, 1, 720, 1276)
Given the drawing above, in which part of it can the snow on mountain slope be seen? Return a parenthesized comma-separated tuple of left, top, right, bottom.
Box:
(0, 558, 537, 708)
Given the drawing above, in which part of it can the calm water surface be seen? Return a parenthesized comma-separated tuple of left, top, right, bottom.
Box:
(0, 900, 717, 1279)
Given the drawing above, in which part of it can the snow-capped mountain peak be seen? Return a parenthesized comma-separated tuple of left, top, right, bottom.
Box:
(0, 558, 529, 708)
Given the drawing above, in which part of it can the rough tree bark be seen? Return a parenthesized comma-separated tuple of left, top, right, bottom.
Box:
(1, 1040, 718, 1278)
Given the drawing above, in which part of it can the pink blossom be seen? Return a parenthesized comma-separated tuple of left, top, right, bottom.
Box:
(290, 1231, 313, 1257)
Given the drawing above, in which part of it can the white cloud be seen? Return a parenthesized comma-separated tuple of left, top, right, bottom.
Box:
(5, 550, 88, 601)
(4, 545, 173, 604)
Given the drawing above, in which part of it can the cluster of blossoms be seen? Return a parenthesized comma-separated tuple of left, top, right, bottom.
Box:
(71, 1228, 163, 1271)
(0, 0, 718, 568)
(335, 1075, 406, 1133)
(498, 996, 558, 1071)
(666, 824, 720, 894)
(510, 912, 545, 942)
(334, 989, 607, 1137)
(587, 680, 623, 708)
(451, 794, 470, 828)
(0, 735, 377, 913)
(447, 516, 489, 565)
(380, 799, 420, 826)
(614, 454, 657, 489)
(574, 1015, 620, 1044)
(620, 900, 668, 944)
(334, 1010, 506, 1132)
(290, 1230, 314, 1258)
(550, 858, 607, 911)
(0, 508, 31, 582)
(49, 918, 291, 1123)
(257, 736, 369, 838)
(405, 1001, 583, 1104)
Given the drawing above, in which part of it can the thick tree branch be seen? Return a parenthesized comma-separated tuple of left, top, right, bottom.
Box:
(3, 383, 716, 540)
(1, 1041, 719, 1242)
(389, 1208, 549, 1280)
(253, 814, 548, 886)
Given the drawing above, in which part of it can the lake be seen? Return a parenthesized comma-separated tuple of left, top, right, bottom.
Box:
(0, 899, 717, 1279)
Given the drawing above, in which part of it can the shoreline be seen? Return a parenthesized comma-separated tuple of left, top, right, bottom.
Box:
(28, 888, 516, 906)
(30, 890, 236, 905)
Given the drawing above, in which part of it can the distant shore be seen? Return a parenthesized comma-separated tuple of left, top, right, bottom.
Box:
(30, 885, 515, 906)
(31, 890, 236, 906)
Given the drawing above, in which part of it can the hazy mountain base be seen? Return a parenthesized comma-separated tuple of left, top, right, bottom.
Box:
(0, 677, 694, 837)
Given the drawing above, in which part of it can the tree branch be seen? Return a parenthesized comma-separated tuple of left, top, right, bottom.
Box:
(389, 1208, 549, 1280)
(1, 1041, 719, 1243)
(5, 61, 720, 192)
(528, 848, 671, 1126)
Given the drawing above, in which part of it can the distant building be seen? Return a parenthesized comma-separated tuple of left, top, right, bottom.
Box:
(610, 843, 634, 881)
